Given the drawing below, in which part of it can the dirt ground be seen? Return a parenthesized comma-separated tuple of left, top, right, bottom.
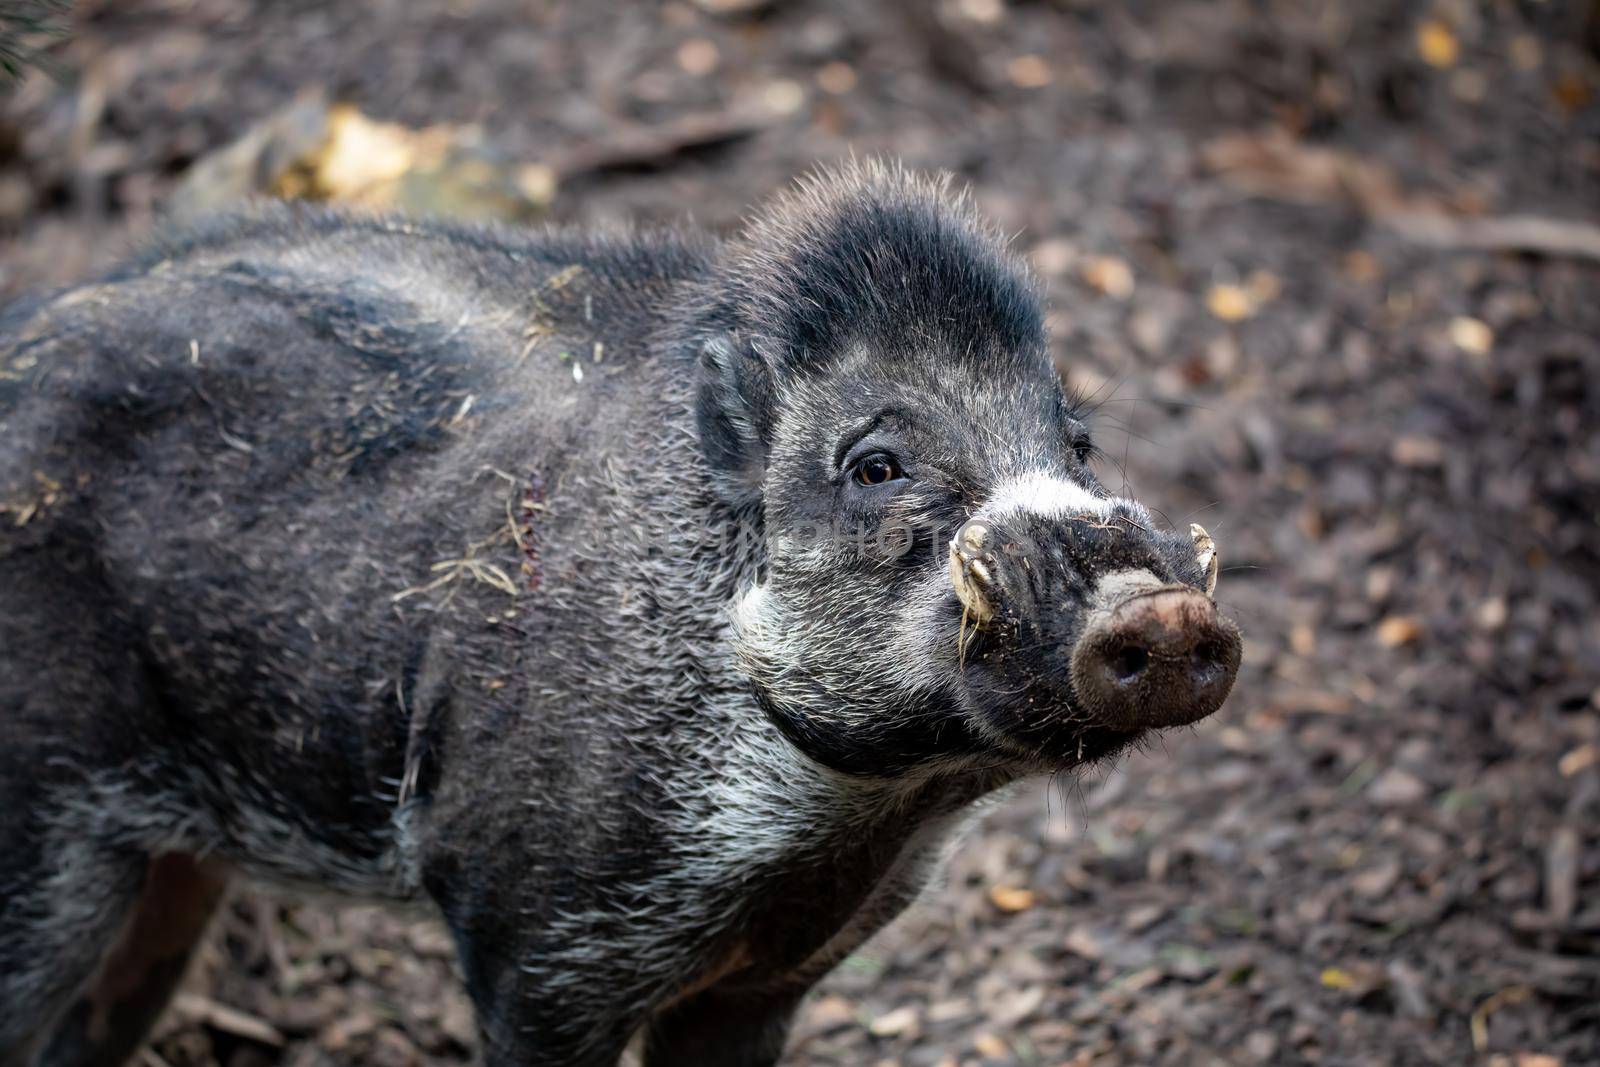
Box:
(3, 1, 1599, 1065)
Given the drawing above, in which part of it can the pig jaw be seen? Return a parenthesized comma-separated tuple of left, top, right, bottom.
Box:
(730, 510, 1240, 778)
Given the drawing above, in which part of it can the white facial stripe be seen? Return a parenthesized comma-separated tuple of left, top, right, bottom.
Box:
(983, 471, 1119, 522)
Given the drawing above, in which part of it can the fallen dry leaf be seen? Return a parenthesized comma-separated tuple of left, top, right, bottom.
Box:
(1417, 20, 1459, 68)
(1351, 859, 1402, 898)
(1119, 966, 1165, 993)
(1206, 283, 1256, 322)
(761, 79, 807, 115)
(1375, 615, 1423, 647)
(804, 994, 858, 1033)
(1290, 623, 1316, 657)
(957, 0, 1004, 23)
(1391, 435, 1444, 468)
(1558, 744, 1598, 777)
(868, 1005, 920, 1038)
(1320, 962, 1385, 997)
(1366, 566, 1395, 602)
(309, 106, 430, 203)
(1344, 249, 1382, 282)
(1369, 767, 1429, 806)
(990, 985, 1046, 1027)
(1449, 316, 1494, 355)
(676, 38, 720, 77)
(1553, 72, 1594, 113)
(973, 1032, 1010, 1058)
(1063, 924, 1105, 960)
(989, 884, 1037, 912)
(817, 61, 857, 95)
(1321, 967, 1356, 990)
(1081, 255, 1135, 298)
(1030, 238, 1075, 275)
(1007, 54, 1053, 89)
(1513, 1054, 1563, 1067)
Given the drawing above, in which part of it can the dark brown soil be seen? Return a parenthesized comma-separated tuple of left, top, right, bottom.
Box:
(3, 1, 1598, 1065)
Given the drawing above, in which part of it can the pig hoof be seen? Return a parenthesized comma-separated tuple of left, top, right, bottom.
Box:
(1189, 523, 1219, 597)
(949, 522, 996, 627)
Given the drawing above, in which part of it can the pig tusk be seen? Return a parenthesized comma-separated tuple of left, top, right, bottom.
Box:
(949, 522, 995, 627)
(1190, 522, 1219, 597)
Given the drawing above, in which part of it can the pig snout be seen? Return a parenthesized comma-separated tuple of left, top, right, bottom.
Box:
(1069, 568, 1241, 730)
(948, 507, 1241, 734)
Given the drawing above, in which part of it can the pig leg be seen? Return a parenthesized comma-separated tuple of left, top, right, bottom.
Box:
(32, 854, 226, 1067)
(0, 548, 214, 1066)
(0, 838, 144, 1067)
(640, 985, 807, 1067)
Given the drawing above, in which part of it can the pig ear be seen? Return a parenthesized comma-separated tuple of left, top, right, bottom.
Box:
(695, 331, 775, 508)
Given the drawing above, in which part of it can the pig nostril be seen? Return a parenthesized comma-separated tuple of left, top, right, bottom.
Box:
(1191, 641, 1225, 684)
(1108, 644, 1148, 683)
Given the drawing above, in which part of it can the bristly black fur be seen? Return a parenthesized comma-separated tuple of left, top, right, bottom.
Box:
(686, 161, 1049, 510)
(706, 162, 1046, 378)
(0, 160, 1230, 1067)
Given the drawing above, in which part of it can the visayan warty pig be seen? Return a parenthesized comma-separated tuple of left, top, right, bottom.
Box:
(0, 161, 1240, 1067)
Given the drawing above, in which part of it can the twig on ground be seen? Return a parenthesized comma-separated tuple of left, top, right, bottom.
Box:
(1383, 212, 1600, 263)
(1469, 985, 1531, 1052)
(549, 109, 772, 180)
(172, 994, 286, 1048)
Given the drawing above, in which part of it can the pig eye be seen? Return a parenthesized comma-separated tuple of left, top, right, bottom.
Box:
(851, 452, 904, 487)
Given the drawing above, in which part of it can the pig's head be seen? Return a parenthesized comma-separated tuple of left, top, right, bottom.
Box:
(693, 163, 1240, 777)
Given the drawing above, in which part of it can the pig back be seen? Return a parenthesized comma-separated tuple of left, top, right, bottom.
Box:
(0, 207, 716, 888)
